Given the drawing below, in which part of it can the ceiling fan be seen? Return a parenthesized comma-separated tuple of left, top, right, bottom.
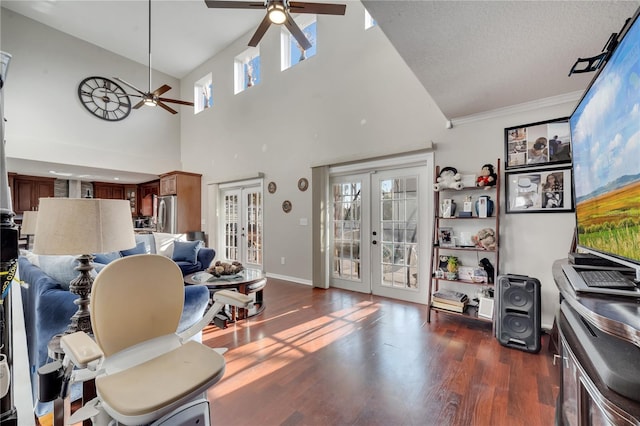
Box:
(204, 0, 346, 50)
(114, 0, 193, 115)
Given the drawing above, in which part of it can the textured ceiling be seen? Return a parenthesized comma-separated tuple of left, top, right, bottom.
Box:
(362, 0, 640, 120)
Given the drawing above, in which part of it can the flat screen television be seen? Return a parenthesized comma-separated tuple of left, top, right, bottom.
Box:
(570, 6, 640, 282)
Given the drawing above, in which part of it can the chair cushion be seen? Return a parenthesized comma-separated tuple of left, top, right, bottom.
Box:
(171, 240, 202, 264)
(96, 341, 225, 421)
(120, 241, 147, 257)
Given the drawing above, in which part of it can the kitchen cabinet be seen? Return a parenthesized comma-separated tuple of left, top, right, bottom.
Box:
(138, 180, 160, 217)
(11, 174, 55, 214)
(159, 171, 201, 233)
(125, 185, 137, 215)
(93, 182, 125, 200)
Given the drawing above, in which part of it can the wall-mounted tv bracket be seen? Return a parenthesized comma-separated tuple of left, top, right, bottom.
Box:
(568, 17, 631, 76)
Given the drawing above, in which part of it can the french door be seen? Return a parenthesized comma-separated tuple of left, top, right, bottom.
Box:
(220, 182, 263, 268)
(330, 165, 430, 304)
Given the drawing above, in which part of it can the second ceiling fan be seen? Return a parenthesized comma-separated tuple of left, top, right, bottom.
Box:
(115, 0, 193, 115)
(204, 0, 346, 50)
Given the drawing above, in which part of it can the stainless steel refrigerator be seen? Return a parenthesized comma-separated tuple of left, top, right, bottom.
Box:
(155, 195, 177, 234)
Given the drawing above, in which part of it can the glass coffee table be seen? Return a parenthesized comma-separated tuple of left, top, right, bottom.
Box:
(184, 268, 266, 321)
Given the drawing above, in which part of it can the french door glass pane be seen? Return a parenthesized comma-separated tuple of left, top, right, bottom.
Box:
(224, 194, 239, 260)
(332, 182, 362, 281)
(246, 191, 262, 265)
(379, 176, 419, 289)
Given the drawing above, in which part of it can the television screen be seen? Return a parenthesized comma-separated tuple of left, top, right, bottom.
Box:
(570, 7, 640, 279)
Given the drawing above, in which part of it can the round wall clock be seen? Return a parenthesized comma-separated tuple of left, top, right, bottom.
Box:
(298, 177, 309, 192)
(78, 76, 131, 121)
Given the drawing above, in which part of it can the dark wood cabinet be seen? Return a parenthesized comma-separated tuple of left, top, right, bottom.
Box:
(93, 182, 125, 200)
(11, 174, 55, 213)
(138, 180, 160, 216)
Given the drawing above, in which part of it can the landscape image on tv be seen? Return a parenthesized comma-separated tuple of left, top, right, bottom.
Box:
(571, 15, 640, 262)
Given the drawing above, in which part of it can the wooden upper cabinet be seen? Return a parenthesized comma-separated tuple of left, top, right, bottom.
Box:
(93, 182, 125, 200)
(159, 171, 202, 233)
(160, 174, 177, 196)
(12, 175, 55, 214)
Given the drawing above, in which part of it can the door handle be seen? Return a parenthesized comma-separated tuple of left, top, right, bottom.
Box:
(372, 240, 377, 245)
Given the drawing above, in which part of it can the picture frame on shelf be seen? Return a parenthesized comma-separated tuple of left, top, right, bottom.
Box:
(504, 117, 571, 170)
(441, 198, 455, 218)
(437, 226, 455, 247)
(505, 167, 574, 213)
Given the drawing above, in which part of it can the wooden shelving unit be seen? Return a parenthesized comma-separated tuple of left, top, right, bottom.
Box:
(427, 159, 501, 323)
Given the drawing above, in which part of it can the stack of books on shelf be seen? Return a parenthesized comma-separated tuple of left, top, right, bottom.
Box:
(432, 290, 468, 313)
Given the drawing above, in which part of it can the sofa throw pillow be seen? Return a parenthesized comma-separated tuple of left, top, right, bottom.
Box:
(154, 232, 187, 258)
(172, 240, 202, 264)
(93, 251, 122, 265)
(37, 255, 97, 291)
(120, 241, 147, 257)
(134, 233, 156, 254)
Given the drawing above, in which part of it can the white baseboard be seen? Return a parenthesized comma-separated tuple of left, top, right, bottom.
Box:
(265, 272, 312, 286)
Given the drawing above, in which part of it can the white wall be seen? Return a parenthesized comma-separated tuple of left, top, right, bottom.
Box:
(1, 8, 182, 176)
(178, 2, 573, 328)
(2, 4, 577, 329)
(180, 1, 447, 282)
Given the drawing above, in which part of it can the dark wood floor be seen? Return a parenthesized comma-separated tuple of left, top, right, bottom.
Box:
(203, 279, 560, 426)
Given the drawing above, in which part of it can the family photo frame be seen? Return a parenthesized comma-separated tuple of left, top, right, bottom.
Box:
(505, 167, 574, 213)
(504, 117, 572, 170)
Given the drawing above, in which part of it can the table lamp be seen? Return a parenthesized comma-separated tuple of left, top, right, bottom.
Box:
(20, 210, 38, 250)
(33, 198, 135, 335)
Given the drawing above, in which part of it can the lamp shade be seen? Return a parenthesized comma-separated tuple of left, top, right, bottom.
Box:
(20, 210, 38, 235)
(33, 198, 136, 255)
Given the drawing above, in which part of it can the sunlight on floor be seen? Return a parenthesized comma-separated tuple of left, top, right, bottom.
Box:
(206, 300, 381, 398)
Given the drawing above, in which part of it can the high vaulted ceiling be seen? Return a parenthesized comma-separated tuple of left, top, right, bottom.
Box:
(2, 0, 639, 181)
(3, 1, 638, 119)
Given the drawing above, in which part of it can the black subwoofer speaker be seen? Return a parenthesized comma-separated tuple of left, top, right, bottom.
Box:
(495, 274, 541, 353)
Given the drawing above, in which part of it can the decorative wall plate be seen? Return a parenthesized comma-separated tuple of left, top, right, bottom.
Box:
(298, 177, 309, 192)
(282, 200, 292, 213)
(268, 181, 277, 194)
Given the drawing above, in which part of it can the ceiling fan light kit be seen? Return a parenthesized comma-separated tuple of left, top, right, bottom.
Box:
(268, 3, 287, 24)
(204, 0, 346, 50)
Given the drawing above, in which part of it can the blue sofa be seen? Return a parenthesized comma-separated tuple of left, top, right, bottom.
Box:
(93, 232, 216, 276)
(19, 234, 215, 416)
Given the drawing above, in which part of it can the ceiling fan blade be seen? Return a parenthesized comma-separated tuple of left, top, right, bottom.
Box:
(133, 99, 145, 109)
(289, 2, 346, 15)
(158, 97, 194, 107)
(153, 84, 172, 96)
(248, 14, 272, 47)
(157, 101, 178, 115)
(204, 0, 265, 10)
(284, 13, 312, 50)
(113, 77, 146, 97)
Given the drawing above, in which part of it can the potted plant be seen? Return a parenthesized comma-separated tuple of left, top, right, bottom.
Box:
(446, 256, 459, 280)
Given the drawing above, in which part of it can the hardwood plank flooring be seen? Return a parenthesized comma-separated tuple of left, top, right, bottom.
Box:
(203, 279, 560, 426)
